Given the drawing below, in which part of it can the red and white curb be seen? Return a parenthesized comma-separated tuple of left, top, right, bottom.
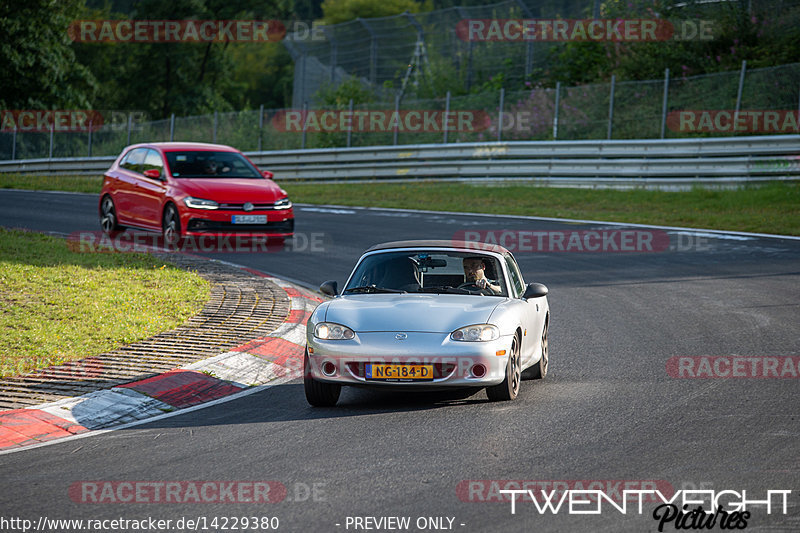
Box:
(0, 266, 322, 453)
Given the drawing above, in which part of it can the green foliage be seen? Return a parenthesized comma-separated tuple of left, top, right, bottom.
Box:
(228, 43, 294, 110)
(72, 0, 294, 118)
(0, 0, 97, 108)
(315, 77, 375, 107)
(548, 41, 611, 84)
(320, 0, 432, 26)
(306, 77, 377, 148)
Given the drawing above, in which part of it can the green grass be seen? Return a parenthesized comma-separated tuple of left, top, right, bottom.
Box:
(1, 173, 798, 235)
(0, 228, 210, 378)
(0, 174, 103, 193)
(281, 181, 800, 236)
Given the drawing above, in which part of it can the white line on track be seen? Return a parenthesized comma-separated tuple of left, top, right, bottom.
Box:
(296, 203, 800, 242)
(3, 189, 798, 241)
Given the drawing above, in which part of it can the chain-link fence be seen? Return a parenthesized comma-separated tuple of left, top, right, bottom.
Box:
(1, 61, 798, 160)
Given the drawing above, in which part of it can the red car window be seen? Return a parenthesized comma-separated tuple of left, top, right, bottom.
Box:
(120, 148, 147, 173)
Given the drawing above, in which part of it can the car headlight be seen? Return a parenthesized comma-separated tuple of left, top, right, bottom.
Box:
(451, 324, 499, 342)
(273, 197, 292, 210)
(314, 322, 355, 340)
(184, 197, 219, 210)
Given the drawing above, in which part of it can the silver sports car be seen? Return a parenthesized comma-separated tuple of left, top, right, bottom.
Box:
(304, 240, 550, 406)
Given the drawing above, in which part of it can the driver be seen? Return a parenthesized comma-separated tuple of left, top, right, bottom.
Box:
(462, 257, 501, 294)
(202, 159, 219, 175)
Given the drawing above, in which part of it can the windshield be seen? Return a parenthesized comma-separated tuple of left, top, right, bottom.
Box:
(344, 250, 508, 297)
(164, 150, 262, 179)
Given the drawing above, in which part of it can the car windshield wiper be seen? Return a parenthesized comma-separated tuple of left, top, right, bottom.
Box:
(343, 285, 406, 294)
(417, 286, 472, 295)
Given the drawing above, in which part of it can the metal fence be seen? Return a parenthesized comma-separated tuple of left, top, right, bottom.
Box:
(3, 136, 799, 190)
(283, 0, 800, 106)
(1, 61, 798, 161)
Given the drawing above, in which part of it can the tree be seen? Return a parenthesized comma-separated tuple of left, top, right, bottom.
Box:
(73, 0, 295, 117)
(0, 0, 97, 109)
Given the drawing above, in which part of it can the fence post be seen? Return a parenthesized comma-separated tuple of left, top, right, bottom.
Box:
(443, 91, 451, 144)
(607, 75, 616, 140)
(49, 122, 54, 159)
(301, 101, 308, 149)
(258, 104, 264, 152)
(497, 88, 505, 142)
(358, 19, 378, 85)
(393, 94, 400, 146)
(213, 111, 218, 143)
(127, 112, 132, 145)
(660, 68, 670, 139)
(170, 113, 175, 141)
(88, 119, 93, 157)
(347, 99, 354, 148)
(735, 60, 747, 115)
(329, 35, 338, 84)
(11, 126, 16, 160)
(455, 8, 473, 91)
(553, 82, 561, 140)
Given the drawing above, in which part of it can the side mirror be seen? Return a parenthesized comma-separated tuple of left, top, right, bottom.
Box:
(522, 282, 548, 299)
(320, 280, 338, 297)
(262, 170, 274, 179)
(143, 168, 161, 179)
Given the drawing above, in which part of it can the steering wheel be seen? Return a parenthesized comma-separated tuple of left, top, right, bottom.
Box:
(457, 281, 492, 294)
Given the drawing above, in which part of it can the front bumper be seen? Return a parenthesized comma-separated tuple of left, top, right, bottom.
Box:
(306, 331, 514, 388)
(181, 208, 294, 237)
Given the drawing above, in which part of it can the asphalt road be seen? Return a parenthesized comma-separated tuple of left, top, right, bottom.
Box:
(0, 188, 799, 532)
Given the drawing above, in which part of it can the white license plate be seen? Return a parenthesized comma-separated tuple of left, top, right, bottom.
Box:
(232, 215, 267, 224)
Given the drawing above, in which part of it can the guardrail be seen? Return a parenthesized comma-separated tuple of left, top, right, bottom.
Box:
(1, 136, 798, 189)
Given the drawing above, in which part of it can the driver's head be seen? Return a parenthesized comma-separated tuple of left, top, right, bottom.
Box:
(202, 159, 218, 174)
(463, 257, 486, 281)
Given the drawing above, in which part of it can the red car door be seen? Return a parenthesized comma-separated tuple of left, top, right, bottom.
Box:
(133, 149, 168, 229)
(113, 148, 148, 225)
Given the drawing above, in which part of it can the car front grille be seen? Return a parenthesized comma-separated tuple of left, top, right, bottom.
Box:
(217, 203, 281, 210)
(187, 218, 294, 233)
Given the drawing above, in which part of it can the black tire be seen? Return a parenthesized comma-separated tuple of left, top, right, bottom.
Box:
(304, 353, 341, 407)
(162, 204, 182, 248)
(523, 319, 549, 380)
(486, 335, 521, 401)
(99, 195, 122, 236)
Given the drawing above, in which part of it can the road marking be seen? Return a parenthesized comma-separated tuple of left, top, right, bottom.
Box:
(295, 203, 800, 242)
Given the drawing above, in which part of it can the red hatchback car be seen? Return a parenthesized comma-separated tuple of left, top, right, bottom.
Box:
(99, 142, 294, 244)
